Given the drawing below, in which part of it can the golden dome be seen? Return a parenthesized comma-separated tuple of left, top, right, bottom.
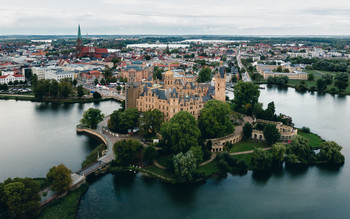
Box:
(164, 66, 173, 77)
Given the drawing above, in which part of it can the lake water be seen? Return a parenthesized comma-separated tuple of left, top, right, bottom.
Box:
(78, 86, 350, 218)
(0, 100, 120, 181)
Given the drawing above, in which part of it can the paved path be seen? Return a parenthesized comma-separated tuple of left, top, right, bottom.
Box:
(153, 160, 166, 169)
(229, 147, 271, 156)
(199, 153, 217, 167)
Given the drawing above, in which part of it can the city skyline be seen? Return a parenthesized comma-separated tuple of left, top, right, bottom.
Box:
(1, 0, 350, 35)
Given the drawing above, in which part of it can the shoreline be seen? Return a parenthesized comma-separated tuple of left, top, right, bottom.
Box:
(0, 94, 121, 104)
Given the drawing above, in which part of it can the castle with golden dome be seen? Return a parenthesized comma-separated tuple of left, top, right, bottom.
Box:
(126, 66, 226, 120)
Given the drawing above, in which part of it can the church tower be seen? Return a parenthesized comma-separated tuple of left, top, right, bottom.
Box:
(163, 66, 174, 89)
(214, 62, 226, 102)
(76, 25, 83, 57)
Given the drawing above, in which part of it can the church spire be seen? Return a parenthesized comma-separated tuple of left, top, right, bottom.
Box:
(78, 24, 82, 41)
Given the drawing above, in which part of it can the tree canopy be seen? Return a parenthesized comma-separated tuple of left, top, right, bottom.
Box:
(138, 109, 165, 136)
(286, 135, 314, 164)
(80, 108, 104, 129)
(108, 108, 139, 133)
(263, 123, 280, 145)
(197, 67, 212, 83)
(318, 141, 345, 165)
(173, 151, 197, 183)
(233, 81, 260, 112)
(113, 139, 142, 166)
(46, 164, 72, 194)
(0, 177, 41, 217)
(198, 100, 234, 139)
(243, 123, 253, 139)
(160, 111, 200, 154)
(252, 148, 273, 172)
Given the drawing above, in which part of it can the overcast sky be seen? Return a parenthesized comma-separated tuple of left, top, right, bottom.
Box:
(0, 0, 349, 35)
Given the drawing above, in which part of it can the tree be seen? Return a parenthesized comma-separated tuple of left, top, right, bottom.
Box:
(316, 79, 327, 93)
(160, 111, 200, 154)
(252, 148, 273, 172)
(0, 178, 40, 217)
(264, 101, 276, 120)
(143, 146, 158, 163)
(286, 135, 314, 164)
(138, 109, 165, 136)
(80, 108, 104, 129)
(77, 85, 84, 98)
(59, 81, 73, 98)
(49, 79, 59, 97)
(94, 78, 99, 85)
(173, 151, 197, 183)
(263, 123, 280, 145)
(275, 66, 283, 72)
(190, 146, 204, 165)
(231, 75, 237, 83)
(334, 72, 349, 92)
(93, 91, 102, 99)
(46, 164, 72, 194)
(243, 123, 253, 139)
(197, 67, 212, 83)
(113, 139, 142, 166)
(251, 73, 263, 82)
(198, 100, 234, 139)
(100, 78, 106, 85)
(108, 110, 122, 132)
(153, 67, 163, 80)
(322, 74, 333, 85)
(118, 108, 139, 133)
(272, 143, 286, 163)
(102, 67, 113, 79)
(318, 141, 345, 165)
(72, 79, 78, 87)
(307, 73, 315, 81)
(233, 81, 260, 110)
(111, 57, 121, 66)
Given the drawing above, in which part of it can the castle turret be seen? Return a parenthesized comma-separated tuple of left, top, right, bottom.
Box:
(214, 65, 226, 102)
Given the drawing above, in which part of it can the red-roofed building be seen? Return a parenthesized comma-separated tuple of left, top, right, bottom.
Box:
(0, 74, 25, 84)
(76, 25, 109, 59)
(80, 70, 103, 84)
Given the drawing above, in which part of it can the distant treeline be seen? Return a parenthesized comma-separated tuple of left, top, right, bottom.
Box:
(287, 57, 350, 72)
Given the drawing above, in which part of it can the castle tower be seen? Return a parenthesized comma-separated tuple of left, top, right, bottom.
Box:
(163, 66, 174, 89)
(214, 64, 226, 102)
(76, 25, 83, 57)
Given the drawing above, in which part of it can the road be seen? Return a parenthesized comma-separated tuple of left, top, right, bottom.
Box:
(82, 83, 125, 100)
(236, 45, 252, 82)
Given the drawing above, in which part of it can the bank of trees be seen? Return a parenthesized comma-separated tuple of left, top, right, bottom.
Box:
(113, 139, 142, 166)
(0, 178, 41, 217)
(251, 135, 344, 174)
(288, 57, 350, 72)
(108, 108, 139, 133)
(197, 67, 212, 83)
(33, 79, 74, 99)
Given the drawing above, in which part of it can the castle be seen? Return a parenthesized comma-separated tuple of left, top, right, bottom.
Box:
(126, 65, 226, 120)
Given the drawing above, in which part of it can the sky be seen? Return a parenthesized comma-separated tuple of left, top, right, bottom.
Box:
(0, 0, 350, 35)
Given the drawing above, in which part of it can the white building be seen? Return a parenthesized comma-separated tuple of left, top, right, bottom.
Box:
(45, 71, 74, 81)
(0, 74, 25, 84)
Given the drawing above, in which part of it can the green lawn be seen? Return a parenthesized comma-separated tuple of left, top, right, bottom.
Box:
(298, 131, 324, 148)
(38, 184, 89, 219)
(144, 165, 174, 179)
(287, 69, 350, 94)
(229, 140, 268, 153)
(156, 155, 170, 167)
(197, 159, 220, 177)
(231, 153, 253, 170)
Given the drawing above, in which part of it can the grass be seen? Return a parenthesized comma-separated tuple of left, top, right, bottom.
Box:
(144, 165, 174, 179)
(197, 159, 221, 177)
(298, 131, 324, 149)
(81, 144, 107, 168)
(156, 155, 170, 167)
(38, 184, 89, 219)
(229, 140, 269, 153)
(232, 153, 254, 170)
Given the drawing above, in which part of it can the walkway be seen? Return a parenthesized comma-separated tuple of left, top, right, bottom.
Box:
(229, 147, 272, 156)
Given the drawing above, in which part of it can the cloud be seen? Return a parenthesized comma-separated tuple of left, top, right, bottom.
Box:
(0, 0, 349, 35)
